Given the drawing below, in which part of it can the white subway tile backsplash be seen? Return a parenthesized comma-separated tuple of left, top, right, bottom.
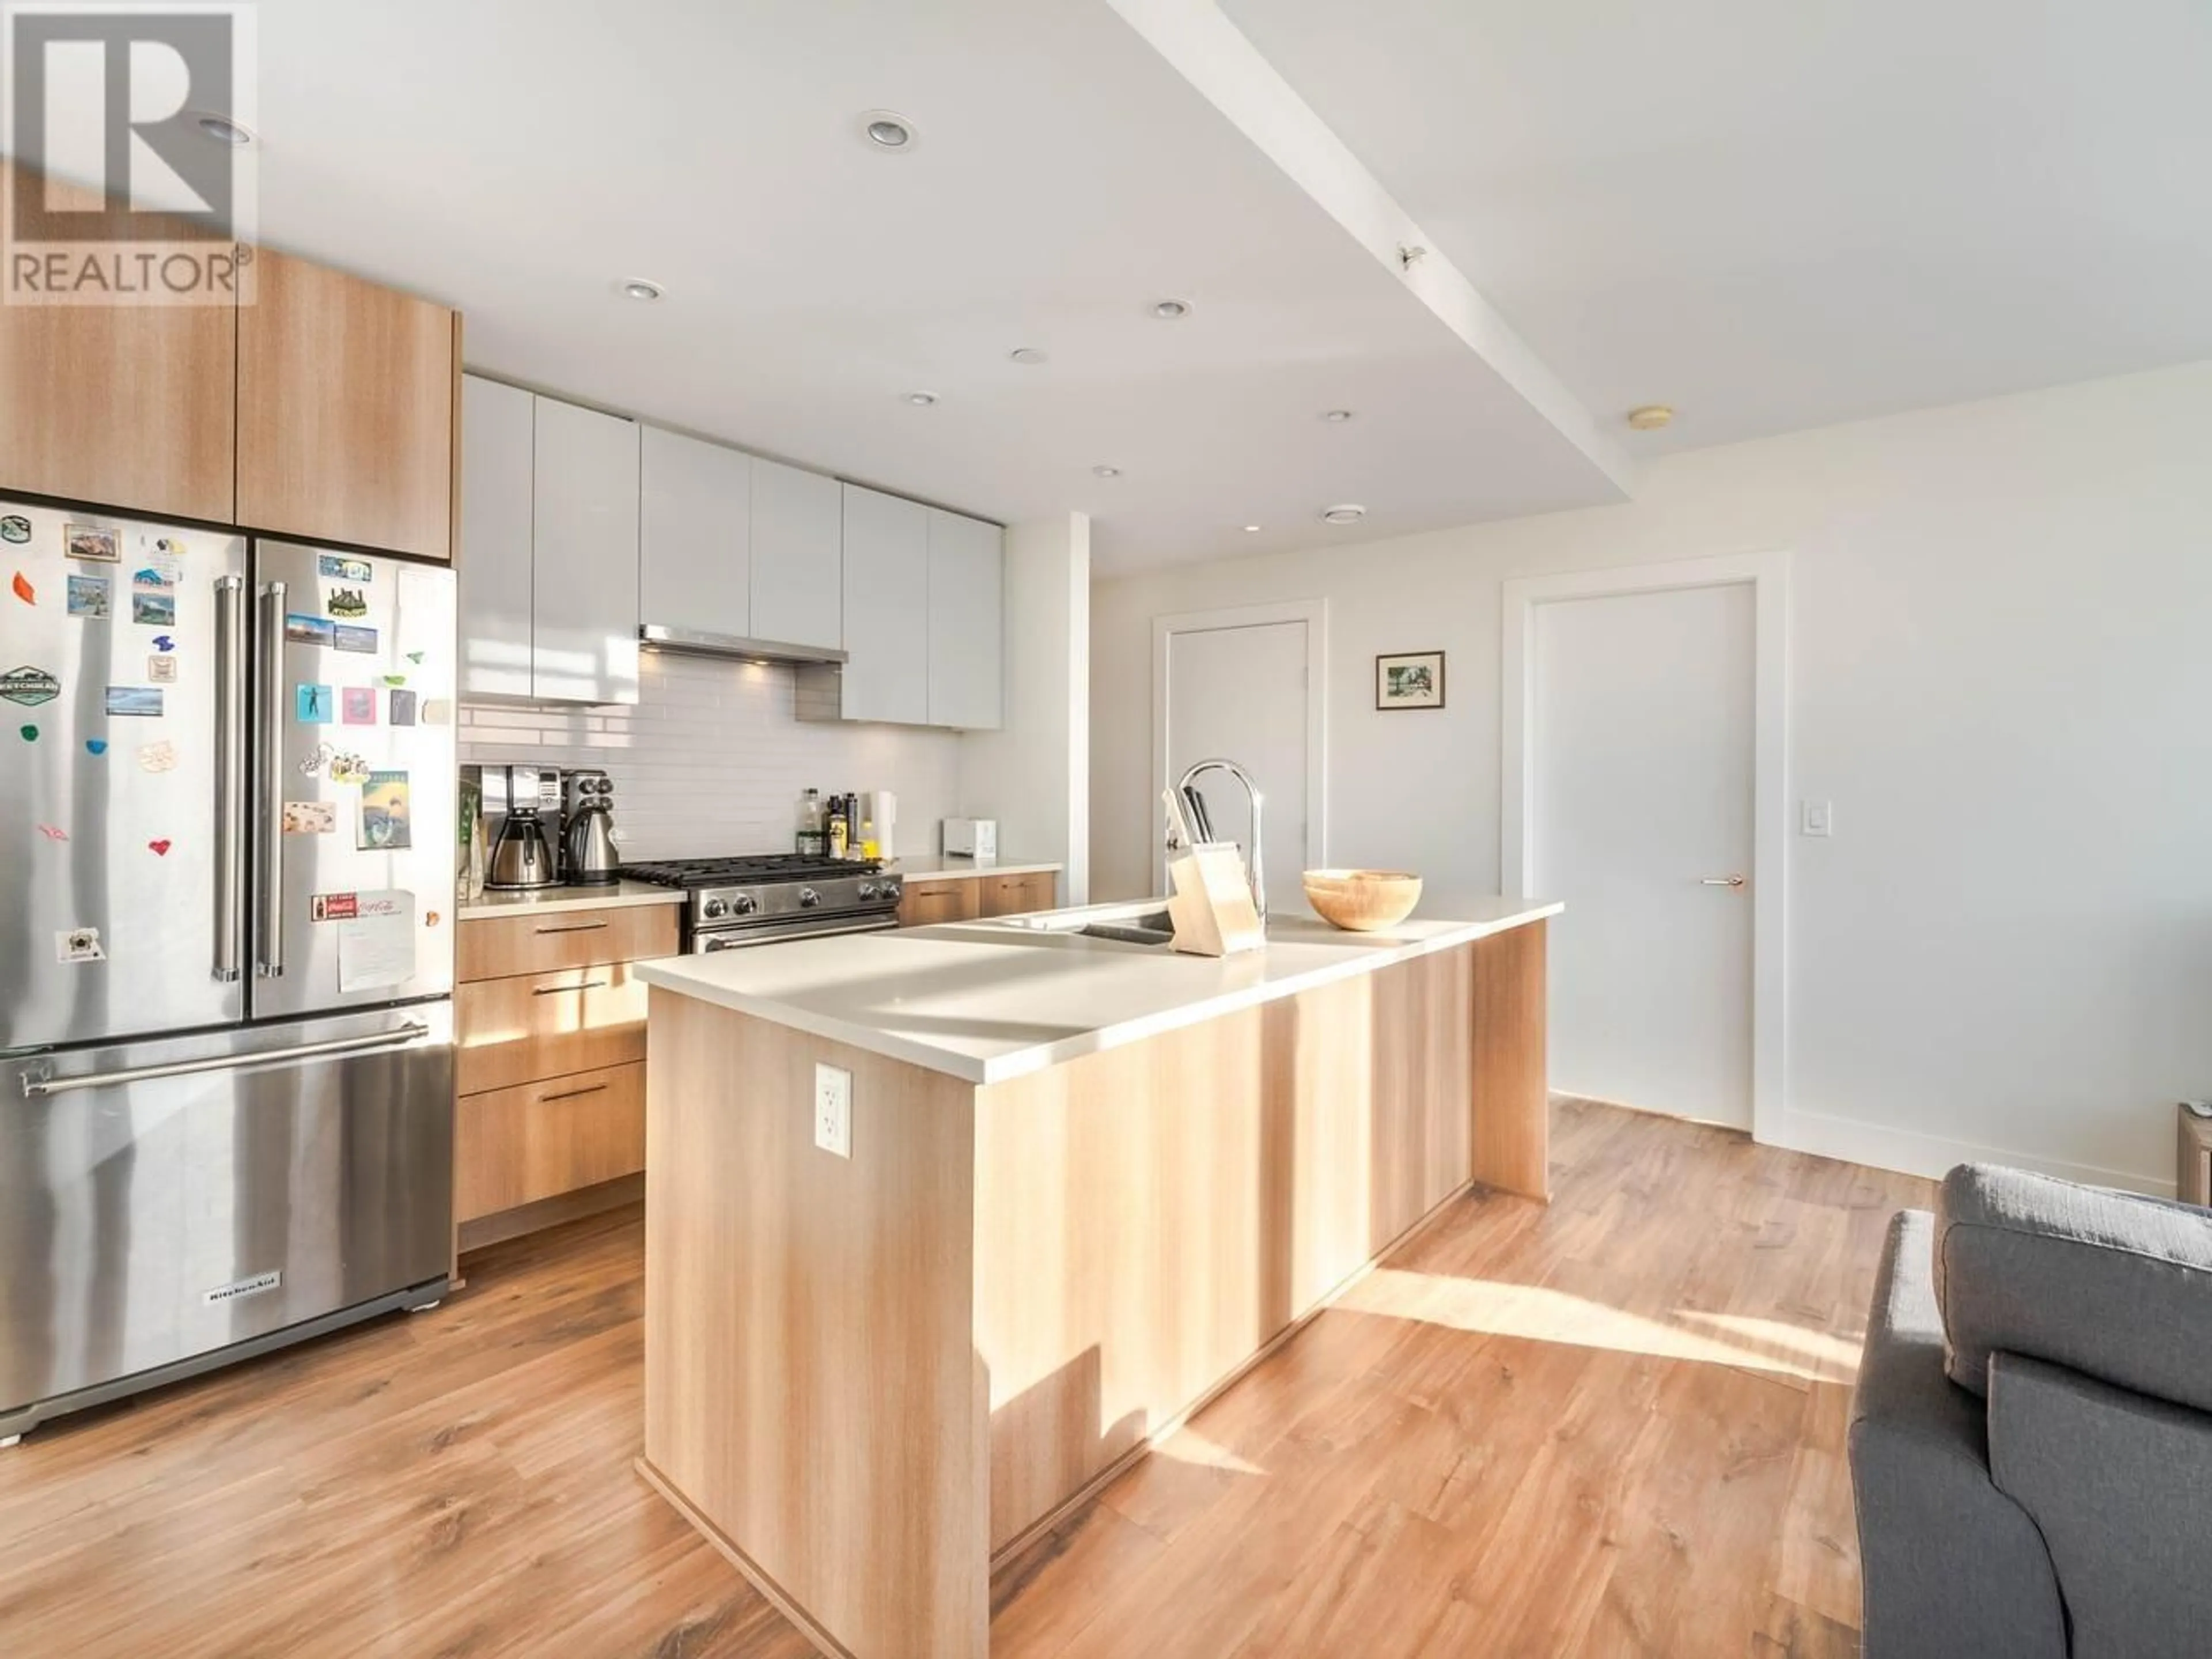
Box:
(460, 653, 957, 862)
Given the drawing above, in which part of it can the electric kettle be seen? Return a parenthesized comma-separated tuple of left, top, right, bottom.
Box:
(560, 768, 621, 886)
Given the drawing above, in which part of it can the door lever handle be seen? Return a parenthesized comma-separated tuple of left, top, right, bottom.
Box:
(1700, 875, 1747, 888)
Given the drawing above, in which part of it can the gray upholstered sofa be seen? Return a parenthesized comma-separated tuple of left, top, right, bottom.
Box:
(1850, 1164, 2212, 1658)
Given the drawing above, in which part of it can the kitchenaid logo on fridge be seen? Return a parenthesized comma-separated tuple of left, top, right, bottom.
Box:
(202, 1268, 281, 1306)
(2, 3, 257, 306)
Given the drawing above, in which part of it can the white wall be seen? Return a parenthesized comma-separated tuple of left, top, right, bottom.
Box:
(1092, 362, 2212, 1195)
(460, 650, 960, 863)
(955, 513, 1092, 899)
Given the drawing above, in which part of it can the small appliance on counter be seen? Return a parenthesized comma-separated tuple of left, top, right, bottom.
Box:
(480, 764, 561, 891)
(559, 768, 620, 885)
(943, 817, 998, 861)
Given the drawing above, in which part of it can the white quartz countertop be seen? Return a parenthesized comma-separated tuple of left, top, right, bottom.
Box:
(635, 897, 1561, 1085)
(456, 880, 688, 921)
(887, 856, 1065, 881)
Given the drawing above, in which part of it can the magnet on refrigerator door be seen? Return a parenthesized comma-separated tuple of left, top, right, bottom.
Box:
(296, 684, 333, 723)
(341, 687, 376, 725)
(55, 927, 105, 962)
(317, 555, 373, 584)
(332, 624, 377, 654)
(358, 771, 411, 850)
(104, 686, 163, 717)
(0, 515, 29, 544)
(64, 525, 116, 563)
(12, 573, 33, 604)
(66, 575, 109, 618)
(147, 656, 177, 683)
(285, 614, 335, 646)
(387, 689, 417, 726)
(137, 740, 175, 772)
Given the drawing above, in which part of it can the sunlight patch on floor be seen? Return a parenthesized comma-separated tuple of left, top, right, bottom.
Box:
(1341, 1267, 1861, 1384)
(1147, 1427, 1266, 1475)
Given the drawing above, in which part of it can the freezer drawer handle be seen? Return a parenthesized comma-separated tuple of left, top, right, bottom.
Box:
(532, 979, 608, 995)
(539, 1083, 609, 1103)
(533, 921, 610, 934)
(19, 1021, 433, 1100)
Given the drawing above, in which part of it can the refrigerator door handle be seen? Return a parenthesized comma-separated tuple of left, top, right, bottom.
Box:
(255, 579, 287, 978)
(18, 1021, 434, 1099)
(212, 574, 245, 983)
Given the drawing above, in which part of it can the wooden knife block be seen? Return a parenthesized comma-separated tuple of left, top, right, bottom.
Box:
(1166, 845, 1266, 957)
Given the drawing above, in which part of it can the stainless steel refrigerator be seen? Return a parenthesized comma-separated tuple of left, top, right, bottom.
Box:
(1, 498, 456, 1442)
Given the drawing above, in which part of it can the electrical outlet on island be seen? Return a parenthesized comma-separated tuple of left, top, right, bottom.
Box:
(814, 1063, 853, 1158)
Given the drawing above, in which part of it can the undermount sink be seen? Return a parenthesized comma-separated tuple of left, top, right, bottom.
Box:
(991, 901, 1176, 946)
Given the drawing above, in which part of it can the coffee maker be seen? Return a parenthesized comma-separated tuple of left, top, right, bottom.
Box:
(480, 764, 561, 891)
(560, 769, 620, 886)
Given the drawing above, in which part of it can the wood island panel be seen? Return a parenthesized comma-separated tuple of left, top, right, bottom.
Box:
(643, 989, 988, 1659)
(1471, 918, 1551, 1199)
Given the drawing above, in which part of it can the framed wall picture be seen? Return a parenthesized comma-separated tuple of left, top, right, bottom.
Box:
(1376, 650, 1445, 710)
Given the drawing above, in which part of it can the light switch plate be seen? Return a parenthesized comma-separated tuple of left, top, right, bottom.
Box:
(1800, 800, 1834, 838)
(814, 1063, 852, 1158)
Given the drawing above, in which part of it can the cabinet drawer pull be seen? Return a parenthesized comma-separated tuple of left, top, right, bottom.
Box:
(532, 978, 609, 995)
(538, 1082, 610, 1103)
(534, 920, 610, 934)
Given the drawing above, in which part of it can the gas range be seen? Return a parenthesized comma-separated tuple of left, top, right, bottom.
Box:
(619, 854, 904, 953)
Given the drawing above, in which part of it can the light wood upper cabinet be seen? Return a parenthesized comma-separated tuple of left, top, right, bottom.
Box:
(457, 376, 535, 698)
(0, 159, 236, 522)
(640, 426, 751, 639)
(532, 399, 640, 705)
(236, 247, 457, 559)
(750, 457, 842, 649)
(838, 484, 931, 724)
(926, 507, 1003, 730)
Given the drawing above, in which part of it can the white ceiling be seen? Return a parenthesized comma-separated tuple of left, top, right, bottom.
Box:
(237, 2, 2212, 574)
(1219, 0, 2212, 455)
(246, 0, 1622, 575)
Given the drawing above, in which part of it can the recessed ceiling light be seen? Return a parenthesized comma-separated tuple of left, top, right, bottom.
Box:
(1009, 347, 1050, 366)
(1322, 409, 1354, 423)
(1093, 465, 1122, 479)
(1243, 524, 1262, 533)
(904, 391, 938, 407)
(861, 111, 918, 151)
(194, 112, 253, 146)
(1626, 404, 1675, 430)
(1150, 298, 1192, 320)
(1319, 504, 1366, 525)
(617, 278, 664, 302)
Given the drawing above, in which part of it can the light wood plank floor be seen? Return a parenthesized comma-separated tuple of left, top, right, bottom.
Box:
(0, 1099, 1930, 1657)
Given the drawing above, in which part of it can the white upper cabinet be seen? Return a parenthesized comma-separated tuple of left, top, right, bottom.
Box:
(457, 376, 535, 699)
(751, 458, 843, 649)
(838, 484, 930, 724)
(639, 426, 751, 641)
(531, 397, 641, 706)
(926, 507, 1003, 730)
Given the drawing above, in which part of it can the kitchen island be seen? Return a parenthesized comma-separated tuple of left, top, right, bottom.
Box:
(633, 899, 1559, 1658)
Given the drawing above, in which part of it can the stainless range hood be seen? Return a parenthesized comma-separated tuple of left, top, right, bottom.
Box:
(638, 624, 848, 667)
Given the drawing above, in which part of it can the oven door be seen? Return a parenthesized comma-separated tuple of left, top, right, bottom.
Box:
(691, 914, 899, 953)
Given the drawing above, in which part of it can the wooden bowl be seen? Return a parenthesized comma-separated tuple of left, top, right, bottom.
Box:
(1302, 869, 1423, 931)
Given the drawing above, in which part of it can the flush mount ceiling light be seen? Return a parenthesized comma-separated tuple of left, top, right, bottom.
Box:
(1243, 524, 1262, 533)
(1009, 347, 1050, 366)
(1319, 503, 1366, 525)
(903, 390, 938, 407)
(1149, 298, 1192, 320)
(1321, 409, 1354, 423)
(860, 110, 918, 152)
(193, 111, 254, 146)
(1092, 465, 1122, 478)
(617, 278, 664, 302)
(1626, 404, 1675, 430)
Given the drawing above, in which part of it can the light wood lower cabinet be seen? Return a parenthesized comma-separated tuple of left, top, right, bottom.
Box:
(456, 963, 649, 1097)
(453, 902, 678, 1253)
(896, 870, 1058, 928)
(456, 1062, 647, 1224)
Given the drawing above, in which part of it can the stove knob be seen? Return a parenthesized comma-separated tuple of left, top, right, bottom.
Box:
(857, 882, 878, 901)
(702, 897, 725, 919)
(798, 886, 821, 908)
(732, 893, 758, 915)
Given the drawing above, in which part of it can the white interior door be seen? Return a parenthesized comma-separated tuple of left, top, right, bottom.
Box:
(1531, 581, 1755, 1128)
(1164, 619, 1310, 914)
